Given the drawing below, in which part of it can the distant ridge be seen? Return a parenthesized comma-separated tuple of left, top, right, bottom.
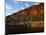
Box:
(6, 3, 44, 22)
(10, 3, 44, 17)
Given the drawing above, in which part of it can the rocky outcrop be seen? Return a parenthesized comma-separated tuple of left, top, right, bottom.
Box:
(5, 3, 44, 34)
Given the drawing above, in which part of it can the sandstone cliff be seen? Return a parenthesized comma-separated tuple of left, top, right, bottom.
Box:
(5, 3, 44, 34)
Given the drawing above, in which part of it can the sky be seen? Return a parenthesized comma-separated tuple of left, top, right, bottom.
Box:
(5, 0, 40, 16)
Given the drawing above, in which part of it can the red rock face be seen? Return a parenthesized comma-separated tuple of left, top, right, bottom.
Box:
(12, 3, 44, 17)
(5, 3, 44, 34)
